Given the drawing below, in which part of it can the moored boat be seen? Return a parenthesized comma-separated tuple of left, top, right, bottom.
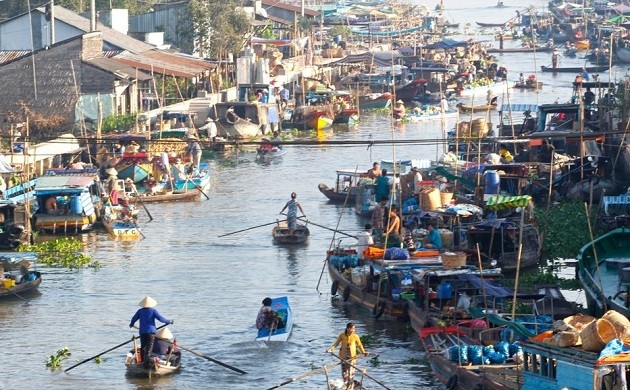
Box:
(290, 105, 334, 131)
(540, 65, 609, 73)
(212, 102, 279, 139)
(170, 163, 211, 194)
(487, 46, 551, 54)
(255, 296, 293, 341)
(272, 221, 310, 244)
(115, 153, 151, 184)
(32, 169, 101, 234)
(514, 81, 543, 90)
(577, 227, 630, 317)
(457, 98, 498, 113)
(357, 93, 392, 110)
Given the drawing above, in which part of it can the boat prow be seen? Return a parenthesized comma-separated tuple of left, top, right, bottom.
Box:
(256, 296, 293, 341)
(272, 222, 310, 244)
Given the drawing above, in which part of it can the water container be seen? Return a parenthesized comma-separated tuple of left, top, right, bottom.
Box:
(437, 282, 452, 299)
(70, 196, 83, 214)
(333, 35, 343, 44)
(484, 170, 500, 195)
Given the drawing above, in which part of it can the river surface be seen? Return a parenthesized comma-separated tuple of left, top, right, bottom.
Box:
(0, 1, 619, 388)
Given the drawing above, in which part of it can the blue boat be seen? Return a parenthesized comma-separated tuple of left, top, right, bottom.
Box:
(519, 338, 630, 390)
(171, 162, 211, 194)
(255, 296, 293, 341)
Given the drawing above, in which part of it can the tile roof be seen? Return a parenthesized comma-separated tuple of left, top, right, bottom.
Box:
(114, 50, 215, 78)
(260, 0, 319, 16)
(83, 57, 154, 81)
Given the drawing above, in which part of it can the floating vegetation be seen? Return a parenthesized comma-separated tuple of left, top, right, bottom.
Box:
(45, 347, 71, 371)
(18, 238, 100, 269)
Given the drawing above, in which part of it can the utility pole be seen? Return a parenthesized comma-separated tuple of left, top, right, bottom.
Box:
(50, 0, 55, 44)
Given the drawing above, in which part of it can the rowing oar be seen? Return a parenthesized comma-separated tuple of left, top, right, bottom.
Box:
(265, 362, 341, 390)
(64, 324, 167, 373)
(328, 352, 390, 390)
(170, 165, 210, 200)
(132, 185, 153, 222)
(218, 220, 287, 238)
(297, 217, 357, 239)
(176, 344, 247, 374)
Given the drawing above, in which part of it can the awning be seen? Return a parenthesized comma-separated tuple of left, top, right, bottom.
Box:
(486, 195, 532, 211)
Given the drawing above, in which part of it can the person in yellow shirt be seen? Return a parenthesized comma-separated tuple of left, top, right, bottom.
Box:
(327, 322, 369, 387)
(498, 144, 514, 163)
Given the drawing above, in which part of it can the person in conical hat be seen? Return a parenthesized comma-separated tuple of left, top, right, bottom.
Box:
(130, 296, 173, 365)
(104, 167, 120, 205)
(152, 326, 181, 362)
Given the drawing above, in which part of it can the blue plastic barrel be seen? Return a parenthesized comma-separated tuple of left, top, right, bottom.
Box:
(69, 196, 83, 214)
(484, 170, 500, 195)
(333, 35, 342, 44)
(437, 282, 452, 299)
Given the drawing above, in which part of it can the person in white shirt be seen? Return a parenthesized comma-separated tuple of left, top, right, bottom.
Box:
(356, 224, 374, 261)
(440, 95, 449, 113)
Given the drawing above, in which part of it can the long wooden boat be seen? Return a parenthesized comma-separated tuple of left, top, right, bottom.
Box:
(457, 101, 498, 113)
(487, 46, 551, 54)
(514, 81, 543, 90)
(577, 227, 630, 317)
(540, 65, 610, 73)
(212, 102, 279, 139)
(128, 190, 201, 203)
(395, 79, 426, 102)
(0, 271, 42, 298)
(256, 145, 286, 162)
(255, 296, 293, 341)
(125, 348, 181, 377)
(420, 326, 521, 390)
(171, 163, 211, 193)
(357, 93, 392, 110)
(333, 108, 359, 125)
(272, 222, 310, 244)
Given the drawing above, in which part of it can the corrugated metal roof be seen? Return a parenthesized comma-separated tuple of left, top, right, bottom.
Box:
(114, 50, 215, 78)
(261, 0, 319, 16)
(0, 51, 30, 65)
(42, 5, 157, 54)
(84, 57, 153, 81)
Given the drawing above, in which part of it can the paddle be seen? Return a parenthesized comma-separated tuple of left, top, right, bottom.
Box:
(131, 184, 153, 222)
(297, 217, 357, 239)
(328, 352, 390, 390)
(65, 324, 169, 373)
(176, 344, 247, 374)
(170, 164, 210, 200)
(218, 220, 287, 238)
(265, 362, 341, 390)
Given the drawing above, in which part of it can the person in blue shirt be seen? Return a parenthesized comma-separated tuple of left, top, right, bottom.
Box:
(425, 222, 443, 250)
(374, 169, 390, 203)
(129, 296, 173, 365)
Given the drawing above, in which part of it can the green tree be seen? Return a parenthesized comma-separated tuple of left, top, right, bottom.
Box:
(178, 0, 250, 60)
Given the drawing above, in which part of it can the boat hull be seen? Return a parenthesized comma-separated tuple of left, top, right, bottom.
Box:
(0, 271, 41, 298)
(103, 219, 141, 240)
(357, 94, 392, 110)
(272, 223, 310, 244)
(116, 162, 150, 184)
(541, 65, 609, 73)
(318, 183, 357, 204)
(256, 296, 293, 341)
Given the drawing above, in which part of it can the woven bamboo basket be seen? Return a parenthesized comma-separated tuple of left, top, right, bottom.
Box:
(563, 313, 595, 331)
(557, 331, 581, 347)
(440, 192, 454, 206)
(601, 310, 630, 342)
(441, 252, 467, 269)
(581, 318, 618, 352)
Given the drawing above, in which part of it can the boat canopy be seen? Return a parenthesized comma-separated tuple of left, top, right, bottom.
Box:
(499, 103, 538, 114)
(35, 175, 96, 194)
(486, 195, 532, 211)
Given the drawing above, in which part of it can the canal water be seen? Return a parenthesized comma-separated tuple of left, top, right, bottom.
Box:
(0, 1, 620, 388)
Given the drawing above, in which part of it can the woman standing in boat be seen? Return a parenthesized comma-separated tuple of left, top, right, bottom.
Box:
(279, 192, 306, 235)
(129, 296, 174, 366)
(327, 322, 369, 388)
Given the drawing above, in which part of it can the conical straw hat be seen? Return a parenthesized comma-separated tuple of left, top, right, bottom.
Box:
(156, 327, 173, 340)
(139, 296, 157, 308)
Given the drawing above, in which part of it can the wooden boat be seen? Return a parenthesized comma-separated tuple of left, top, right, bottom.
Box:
(0, 200, 31, 249)
(272, 221, 310, 244)
(255, 296, 293, 341)
(125, 347, 181, 377)
(577, 227, 630, 317)
(540, 65, 610, 73)
(476, 21, 510, 28)
(328, 247, 442, 320)
(457, 99, 498, 113)
(212, 102, 279, 139)
(290, 106, 334, 131)
(127, 190, 202, 203)
(318, 169, 365, 204)
(333, 108, 359, 125)
(519, 338, 630, 390)
(171, 163, 211, 193)
(0, 270, 42, 298)
(514, 81, 543, 90)
(357, 93, 392, 110)
(32, 169, 101, 234)
(101, 204, 141, 240)
(395, 79, 426, 102)
(487, 46, 551, 54)
(420, 326, 521, 390)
